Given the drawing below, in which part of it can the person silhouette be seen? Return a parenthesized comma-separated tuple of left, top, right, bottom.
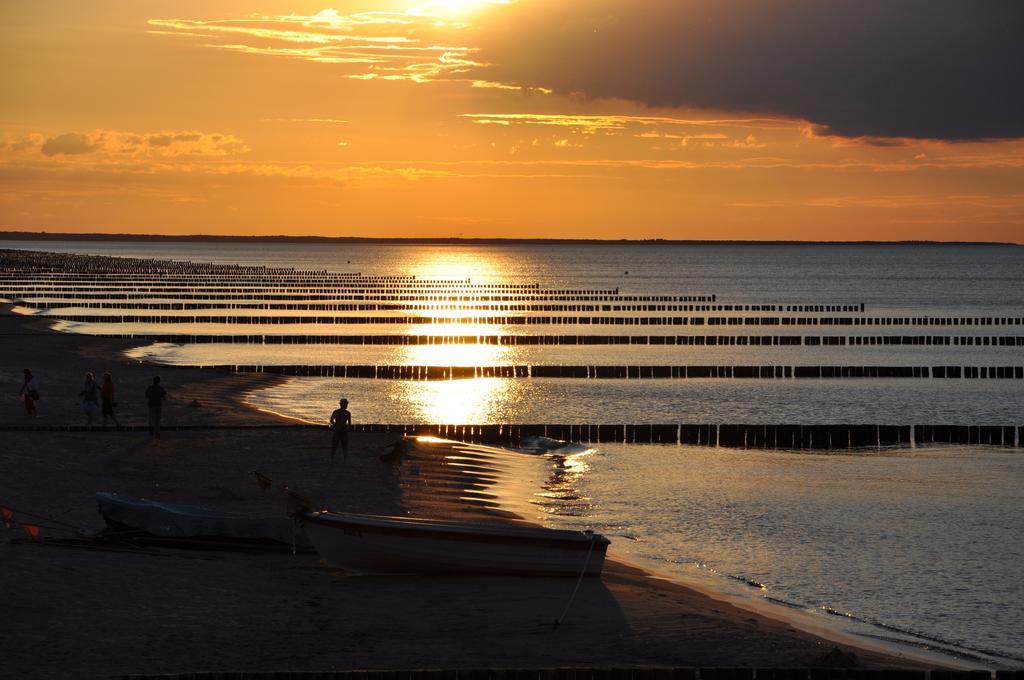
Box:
(329, 398, 352, 463)
(145, 376, 167, 436)
(101, 372, 120, 430)
(19, 369, 39, 418)
(79, 372, 100, 430)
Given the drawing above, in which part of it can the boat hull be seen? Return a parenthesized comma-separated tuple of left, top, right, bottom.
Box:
(95, 492, 313, 552)
(302, 512, 608, 577)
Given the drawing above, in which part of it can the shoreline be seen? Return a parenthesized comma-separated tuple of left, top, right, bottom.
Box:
(0, 306, 977, 677)
(604, 552, 991, 670)
(0, 304, 300, 429)
(391, 437, 990, 671)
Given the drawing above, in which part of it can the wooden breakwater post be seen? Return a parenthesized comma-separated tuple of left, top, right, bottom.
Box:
(914, 425, 1017, 447)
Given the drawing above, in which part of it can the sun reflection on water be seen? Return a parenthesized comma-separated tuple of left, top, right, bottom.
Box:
(402, 322, 506, 336)
(406, 248, 503, 284)
(384, 247, 538, 343)
(396, 376, 519, 424)
(530, 447, 597, 518)
(380, 249, 529, 423)
(398, 341, 511, 366)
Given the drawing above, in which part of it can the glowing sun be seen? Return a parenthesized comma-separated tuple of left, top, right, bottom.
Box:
(411, 0, 508, 17)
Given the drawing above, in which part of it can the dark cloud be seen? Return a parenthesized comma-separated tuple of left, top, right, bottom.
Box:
(40, 132, 97, 156)
(477, 0, 1024, 140)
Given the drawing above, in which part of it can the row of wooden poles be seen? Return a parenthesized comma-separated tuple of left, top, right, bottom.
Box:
(78, 333, 1024, 347)
(109, 668, 1011, 680)
(0, 249, 330, 276)
(4, 284, 622, 295)
(6, 292, 706, 302)
(1, 249, 474, 279)
(1, 423, 1018, 449)
(1, 275, 528, 286)
(211, 364, 1024, 380)
(364, 422, 1022, 448)
(16, 301, 857, 313)
(1, 276, 541, 288)
(35, 314, 1024, 328)
(44, 315, 946, 325)
(110, 669, 1013, 680)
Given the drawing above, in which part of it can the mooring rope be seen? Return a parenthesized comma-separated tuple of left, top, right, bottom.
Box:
(0, 503, 86, 534)
(553, 531, 597, 628)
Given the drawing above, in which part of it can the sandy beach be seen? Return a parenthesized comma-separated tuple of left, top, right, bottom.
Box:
(1, 307, 945, 679)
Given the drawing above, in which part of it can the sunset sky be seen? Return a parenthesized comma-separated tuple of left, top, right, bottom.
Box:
(2, 0, 1022, 241)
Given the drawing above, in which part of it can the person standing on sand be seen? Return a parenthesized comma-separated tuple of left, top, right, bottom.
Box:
(329, 398, 352, 463)
(19, 368, 39, 418)
(100, 372, 120, 430)
(145, 376, 167, 437)
(79, 372, 100, 430)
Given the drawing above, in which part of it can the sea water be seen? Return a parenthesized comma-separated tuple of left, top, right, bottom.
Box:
(2, 239, 1022, 663)
(538, 443, 1023, 664)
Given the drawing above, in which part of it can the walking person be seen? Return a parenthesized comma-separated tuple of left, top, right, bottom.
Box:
(79, 372, 100, 430)
(145, 376, 167, 437)
(329, 398, 352, 463)
(19, 368, 39, 418)
(100, 372, 120, 430)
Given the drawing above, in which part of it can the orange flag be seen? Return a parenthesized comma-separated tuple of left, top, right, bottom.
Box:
(21, 523, 40, 540)
(1, 507, 12, 529)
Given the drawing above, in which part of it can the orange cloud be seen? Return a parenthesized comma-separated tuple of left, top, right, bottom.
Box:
(804, 194, 1024, 210)
(460, 113, 798, 133)
(148, 8, 489, 84)
(40, 133, 97, 157)
(7, 129, 249, 159)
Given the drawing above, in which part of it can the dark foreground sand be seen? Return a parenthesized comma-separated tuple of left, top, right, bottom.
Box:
(0, 309, 940, 678)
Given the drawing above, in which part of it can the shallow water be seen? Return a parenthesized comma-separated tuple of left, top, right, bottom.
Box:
(122, 338, 1022, 369)
(2, 239, 1022, 662)
(530, 444, 1024, 663)
(242, 375, 1024, 426)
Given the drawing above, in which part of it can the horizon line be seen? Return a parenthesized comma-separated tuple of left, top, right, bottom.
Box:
(0, 230, 1019, 247)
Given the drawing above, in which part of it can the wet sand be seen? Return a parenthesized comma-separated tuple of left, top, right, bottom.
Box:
(0, 308, 942, 678)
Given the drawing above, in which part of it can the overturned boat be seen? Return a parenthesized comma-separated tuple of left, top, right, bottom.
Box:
(96, 492, 313, 553)
(301, 510, 610, 576)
